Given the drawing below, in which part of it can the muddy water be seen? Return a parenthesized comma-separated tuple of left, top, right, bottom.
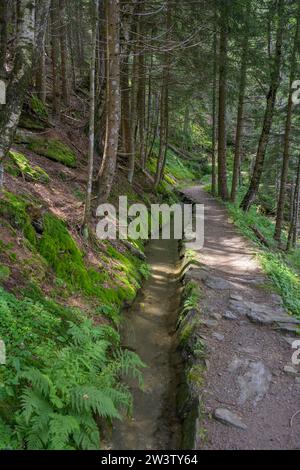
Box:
(112, 237, 183, 450)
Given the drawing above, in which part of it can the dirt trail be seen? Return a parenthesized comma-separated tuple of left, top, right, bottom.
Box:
(112, 238, 182, 450)
(182, 186, 300, 450)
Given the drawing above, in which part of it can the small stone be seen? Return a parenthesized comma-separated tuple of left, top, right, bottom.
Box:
(205, 276, 234, 290)
(283, 365, 298, 376)
(230, 294, 243, 301)
(283, 337, 298, 346)
(295, 377, 300, 384)
(201, 319, 218, 328)
(210, 312, 222, 321)
(223, 311, 237, 320)
(212, 332, 225, 342)
(214, 408, 247, 430)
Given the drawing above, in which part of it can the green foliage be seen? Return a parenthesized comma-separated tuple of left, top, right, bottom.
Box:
(260, 252, 300, 319)
(0, 286, 145, 450)
(226, 196, 300, 318)
(7, 151, 49, 183)
(181, 281, 201, 317)
(27, 138, 77, 168)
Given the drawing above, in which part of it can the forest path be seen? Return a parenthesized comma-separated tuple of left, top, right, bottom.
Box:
(181, 186, 300, 450)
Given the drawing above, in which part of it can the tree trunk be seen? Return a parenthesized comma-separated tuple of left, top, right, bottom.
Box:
(35, 0, 51, 103)
(217, 0, 229, 200)
(0, 0, 37, 189)
(287, 157, 300, 250)
(0, 0, 8, 75)
(97, 0, 120, 203)
(274, 3, 300, 243)
(154, 0, 171, 189)
(83, 0, 99, 232)
(240, 0, 284, 212)
(59, 0, 70, 106)
(50, 0, 60, 116)
(211, 2, 217, 196)
(231, 24, 249, 202)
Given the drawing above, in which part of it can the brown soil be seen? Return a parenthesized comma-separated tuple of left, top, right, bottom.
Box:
(182, 186, 300, 450)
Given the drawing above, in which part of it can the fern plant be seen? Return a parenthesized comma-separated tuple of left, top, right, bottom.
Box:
(15, 320, 145, 450)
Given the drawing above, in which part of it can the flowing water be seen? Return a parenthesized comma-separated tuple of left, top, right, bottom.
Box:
(112, 237, 183, 450)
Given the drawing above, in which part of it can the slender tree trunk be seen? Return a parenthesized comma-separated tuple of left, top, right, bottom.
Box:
(137, 28, 146, 171)
(35, 0, 51, 103)
(0, 0, 8, 75)
(97, 0, 120, 203)
(211, 3, 217, 196)
(287, 157, 300, 250)
(50, 0, 60, 117)
(83, 0, 99, 233)
(217, 0, 229, 200)
(274, 4, 300, 242)
(0, 0, 37, 189)
(59, 0, 70, 106)
(231, 27, 249, 202)
(128, 22, 139, 184)
(155, 0, 171, 189)
(240, 0, 284, 211)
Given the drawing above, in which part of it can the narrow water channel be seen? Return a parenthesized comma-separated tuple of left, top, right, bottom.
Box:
(112, 237, 183, 450)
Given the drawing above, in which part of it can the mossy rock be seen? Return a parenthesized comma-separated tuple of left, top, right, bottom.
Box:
(27, 137, 77, 168)
(0, 192, 37, 246)
(0, 265, 10, 282)
(7, 151, 49, 183)
(19, 95, 49, 131)
(19, 115, 45, 131)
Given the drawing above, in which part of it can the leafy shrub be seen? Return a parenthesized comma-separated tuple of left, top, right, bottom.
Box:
(0, 287, 145, 450)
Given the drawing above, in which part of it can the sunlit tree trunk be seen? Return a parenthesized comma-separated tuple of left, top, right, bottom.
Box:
(83, 0, 99, 233)
(274, 3, 300, 243)
(240, 0, 284, 211)
(231, 23, 249, 202)
(217, 0, 229, 200)
(97, 0, 121, 203)
(211, 2, 217, 196)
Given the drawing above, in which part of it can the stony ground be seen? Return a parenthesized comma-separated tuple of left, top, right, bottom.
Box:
(182, 186, 300, 450)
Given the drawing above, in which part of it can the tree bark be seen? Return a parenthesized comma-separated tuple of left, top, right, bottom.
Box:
(97, 0, 121, 203)
(211, 2, 217, 196)
(50, 0, 60, 116)
(287, 157, 300, 250)
(59, 0, 70, 106)
(217, 0, 229, 200)
(0, 0, 8, 75)
(274, 3, 300, 242)
(0, 0, 37, 189)
(231, 23, 249, 202)
(154, 0, 171, 189)
(83, 0, 99, 232)
(240, 0, 284, 211)
(35, 0, 51, 103)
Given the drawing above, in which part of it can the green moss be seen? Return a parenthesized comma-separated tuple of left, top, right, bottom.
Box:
(7, 151, 49, 183)
(19, 115, 45, 130)
(27, 137, 77, 168)
(0, 192, 37, 246)
(0, 265, 10, 282)
(31, 95, 48, 120)
(187, 364, 205, 389)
